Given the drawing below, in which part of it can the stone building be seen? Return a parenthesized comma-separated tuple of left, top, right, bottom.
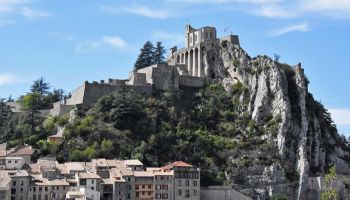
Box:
(5, 170, 30, 200)
(162, 161, 200, 200)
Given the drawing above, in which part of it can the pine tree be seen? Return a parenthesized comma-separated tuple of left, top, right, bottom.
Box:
(134, 41, 156, 70)
(154, 42, 166, 64)
(31, 77, 50, 96)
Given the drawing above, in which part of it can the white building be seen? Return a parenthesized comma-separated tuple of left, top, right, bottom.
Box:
(5, 157, 25, 170)
(77, 172, 101, 200)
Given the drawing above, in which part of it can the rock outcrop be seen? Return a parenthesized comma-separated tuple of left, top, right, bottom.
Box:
(202, 39, 350, 199)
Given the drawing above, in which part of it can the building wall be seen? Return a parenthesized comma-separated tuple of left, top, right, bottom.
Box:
(28, 185, 69, 200)
(178, 75, 205, 88)
(135, 177, 154, 200)
(173, 168, 200, 200)
(123, 175, 135, 200)
(9, 176, 30, 200)
(113, 182, 127, 200)
(78, 178, 100, 200)
(5, 157, 25, 170)
(154, 175, 173, 200)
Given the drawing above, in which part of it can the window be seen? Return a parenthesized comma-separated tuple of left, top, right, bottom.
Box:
(128, 185, 131, 190)
(177, 180, 182, 186)
(80, 179, 87, 185)
(148, 191, 152, 195)
(194, 189, 198, 196)
(20, 181, 23, 186)
(63, 186, 66, 190)
(33, 187, 36, 192)
(162, 185, 168, 190)
(162, 194, 168, 199)
(91, 179, 94, 184)
(8, 160, 11, 163)
(45, 187, 48, 192)
(15, 160, 18, 163)
(20, 188, 23, 193)
(20, 196, 23, 200)
(185, 190, 190, 198)
(193, 180, 197, 186)
(135, 185, 139, 190)
(13, 181, 16, 186)
(142, 191, 145, 195)
(39, 187, 42, 192)
(156, 194, 161, 198)
(156, 185, 161, 190)
(128, 194, 131, 199)
(33, 195, 36, 200)
(91, 187, 94, 190)
(118, 191, 121, 195)
(11, 189, 16, 194)
(178, 189, 182, 196)
(148, 184, 152, 189)
(45, 195, 48, 200)
(136, 192, 140, 198)
(185, 180, 189, 186)
(56, 186, 59, 190)
(142, 185, 145, 189)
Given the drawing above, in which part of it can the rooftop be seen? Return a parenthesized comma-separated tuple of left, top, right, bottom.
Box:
(124, 159, 143, 166)
(78, 172, 100, 179)
(162, 161, 193, 170)
(134, 171, 154, 177)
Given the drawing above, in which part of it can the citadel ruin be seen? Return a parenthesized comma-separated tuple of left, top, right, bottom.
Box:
(50, 25, 240, 115)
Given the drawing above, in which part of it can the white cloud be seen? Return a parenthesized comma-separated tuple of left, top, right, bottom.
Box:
(0, 0, 29, 14)
(125, 6, 174, 19)
(253, 4, 296, 18)
(75, 36, 128, 54)
(329, 109, 350, 125)
(20, 7, 50, 20)
(151, 31, 184, 46)
(302, 0, 350, 18)
(0, 73, 17, 85)
(269, 22, 310, 36)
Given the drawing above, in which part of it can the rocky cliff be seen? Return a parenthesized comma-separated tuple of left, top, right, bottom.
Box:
(203, 39, 350, 199)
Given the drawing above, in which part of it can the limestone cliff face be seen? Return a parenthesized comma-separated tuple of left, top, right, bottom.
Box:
(202, 40, 350, 199)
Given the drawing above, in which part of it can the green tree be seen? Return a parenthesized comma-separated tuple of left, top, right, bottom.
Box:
(134, 41, 155, 70)
(154, 42, 166, 64)
(21, 92, 42, 134)
(52, 89, 65, 102)
(31, 77, 50, 96)
(321, 166, 338, 200)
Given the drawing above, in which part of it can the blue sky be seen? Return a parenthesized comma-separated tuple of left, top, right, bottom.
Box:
(0, 0, 350, 135)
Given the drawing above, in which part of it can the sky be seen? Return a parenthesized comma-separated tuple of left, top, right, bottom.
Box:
(0, 0, 349, 135)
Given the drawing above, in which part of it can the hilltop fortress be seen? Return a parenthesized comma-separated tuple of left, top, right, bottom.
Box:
(50, 25, 240, 115)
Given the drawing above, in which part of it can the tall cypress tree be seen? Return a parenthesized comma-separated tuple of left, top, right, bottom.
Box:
(154, 42, 166, 64)
(134, 41, 156, 70)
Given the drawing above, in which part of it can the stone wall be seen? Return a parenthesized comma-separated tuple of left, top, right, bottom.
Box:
(179, 75, 205, 88)
(220, 35, 240, 47)
(200, 186, 251, 200)
(49, 102, 75, 116)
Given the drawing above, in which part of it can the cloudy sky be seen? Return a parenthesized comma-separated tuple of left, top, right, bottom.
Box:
(0, 0, 349, 135)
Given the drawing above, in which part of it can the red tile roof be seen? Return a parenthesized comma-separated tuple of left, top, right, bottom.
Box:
(162, 161, 193, 170)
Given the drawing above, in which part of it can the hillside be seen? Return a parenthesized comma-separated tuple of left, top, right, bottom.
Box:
(1, 36, 349, 199)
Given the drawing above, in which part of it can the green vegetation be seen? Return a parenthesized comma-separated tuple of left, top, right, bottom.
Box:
(134, 41, 166, 70)
(321, 166, 337, 200)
